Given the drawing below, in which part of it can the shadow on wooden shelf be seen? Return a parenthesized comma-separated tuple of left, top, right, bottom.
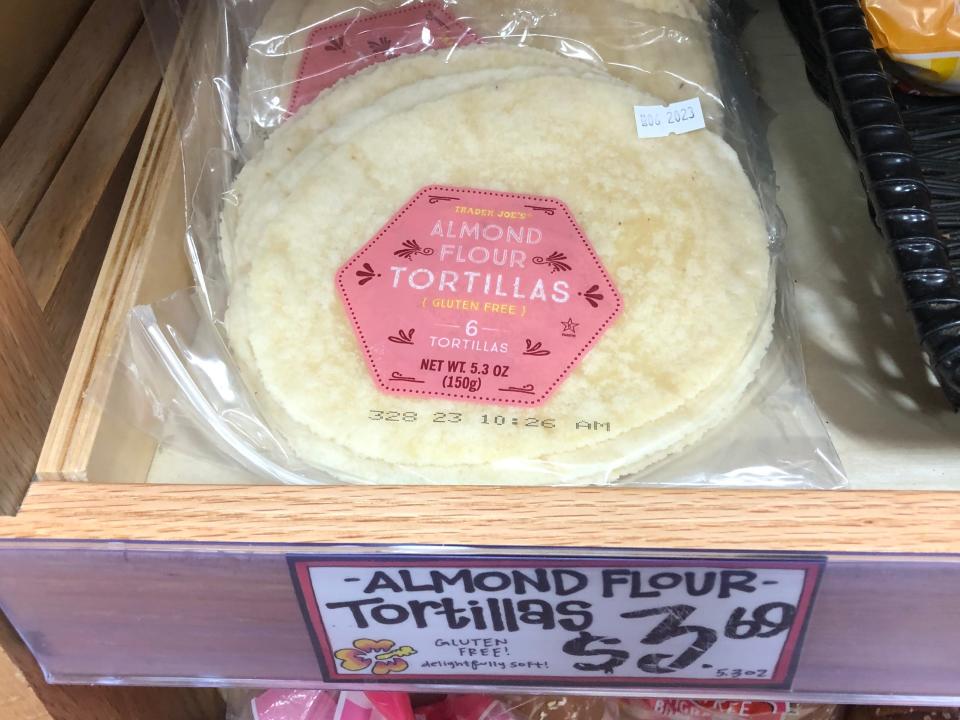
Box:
(0, 612, 223, 720)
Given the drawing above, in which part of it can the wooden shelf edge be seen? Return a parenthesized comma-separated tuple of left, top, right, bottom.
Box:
(35, 84, 177, 479)
(1, 481, 959, 554)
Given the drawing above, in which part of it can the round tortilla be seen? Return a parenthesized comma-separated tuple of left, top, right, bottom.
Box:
(225, 72, 772, 484)
(225, 46, 601, 280)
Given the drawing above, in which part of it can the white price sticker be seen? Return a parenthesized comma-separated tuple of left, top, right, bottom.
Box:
(290, 556, 823, 690)
(634, 98, 706, 138)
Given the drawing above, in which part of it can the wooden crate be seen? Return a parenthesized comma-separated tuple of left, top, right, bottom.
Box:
(0, 1, 222, 717)
(5, 85, 958, 552)
(0, 0, 959, 704)
(0, 84, 956, 699)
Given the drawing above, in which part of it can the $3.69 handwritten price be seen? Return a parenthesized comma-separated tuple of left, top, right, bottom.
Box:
(562, 602, 796, 675)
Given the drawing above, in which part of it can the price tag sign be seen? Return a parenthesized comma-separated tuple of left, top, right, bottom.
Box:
(289, 555, 823, 690)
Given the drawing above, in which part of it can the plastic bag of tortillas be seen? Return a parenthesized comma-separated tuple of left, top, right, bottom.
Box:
(117, 0, 844, 487)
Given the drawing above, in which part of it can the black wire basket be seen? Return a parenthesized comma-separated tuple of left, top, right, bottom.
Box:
(779, 0, 960, 409)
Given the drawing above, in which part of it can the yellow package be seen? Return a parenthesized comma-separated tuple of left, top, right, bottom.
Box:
(863, 0, 960, 91)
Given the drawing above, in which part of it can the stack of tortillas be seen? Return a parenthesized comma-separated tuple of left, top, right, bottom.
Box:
(223, 0, 774, 485)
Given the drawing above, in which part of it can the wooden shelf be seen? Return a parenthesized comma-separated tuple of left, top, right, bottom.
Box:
(0, 86, 955, 702)
(3, 481, 960, 554)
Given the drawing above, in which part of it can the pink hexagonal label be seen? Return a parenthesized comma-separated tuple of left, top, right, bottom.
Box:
(336, 186, 622, 406)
